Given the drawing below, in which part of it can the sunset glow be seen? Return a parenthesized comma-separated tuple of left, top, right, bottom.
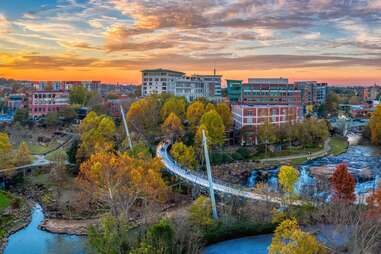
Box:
(0, 0, 381, 85)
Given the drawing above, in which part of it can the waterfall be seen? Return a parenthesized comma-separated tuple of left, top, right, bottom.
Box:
(247, 171, 257, 188)
(294, 166, 314, 194)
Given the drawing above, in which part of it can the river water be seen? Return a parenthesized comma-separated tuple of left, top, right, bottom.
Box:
(5, 144, 380, 254)
(4, 204, 87, 254)
(248, 144, 381, 200)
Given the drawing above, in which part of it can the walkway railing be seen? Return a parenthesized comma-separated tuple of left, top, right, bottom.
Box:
(157, 142, 293, 205)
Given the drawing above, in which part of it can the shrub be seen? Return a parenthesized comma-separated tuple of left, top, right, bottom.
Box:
(232, 152, 244, 161)
(236, 147, 251, 159)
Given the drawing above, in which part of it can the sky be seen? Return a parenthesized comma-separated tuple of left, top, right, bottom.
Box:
(0, 0, 381, 85)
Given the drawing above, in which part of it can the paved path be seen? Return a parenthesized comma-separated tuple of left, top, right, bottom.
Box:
(157, 143, 293, 205)
(258, 138, 331, 163)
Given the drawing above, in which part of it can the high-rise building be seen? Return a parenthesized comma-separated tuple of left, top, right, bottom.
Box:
(295, 81, 327, 106)
(226, 80, 243, 103)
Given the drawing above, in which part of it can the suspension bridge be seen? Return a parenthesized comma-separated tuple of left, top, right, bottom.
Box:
(156, 142, 287, 205)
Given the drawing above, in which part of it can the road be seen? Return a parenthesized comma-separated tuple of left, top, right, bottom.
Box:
(157, 142, 290, 204)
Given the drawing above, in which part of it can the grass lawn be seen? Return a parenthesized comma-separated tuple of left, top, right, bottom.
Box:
(251, 146, 321, 160)
(45, 148, 68, 161)
(329, 136, 349, 156)
(0, 191, 11, 212)
(28, 143, 56, 154)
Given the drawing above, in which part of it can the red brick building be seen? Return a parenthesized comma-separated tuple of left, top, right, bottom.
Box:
(29, 91, 69, 119)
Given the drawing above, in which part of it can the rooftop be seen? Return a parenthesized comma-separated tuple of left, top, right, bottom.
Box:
(141, 68, 185, 75)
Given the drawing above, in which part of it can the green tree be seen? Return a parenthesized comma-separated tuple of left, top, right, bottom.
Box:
(127, 142, 151, 159)
(278, 165, 300, 194)
(69, 86, 93, 106)
(170, 142, 197, 169)
(216, 102, 233, 130)
(258, 121, 277, 156)
(269, 218, 325, 254)
(88, 215, 130, 254)
(325, 91, 340, 116)
(160, 96, 186, 121)
(0, 132, 13, 169)
(13, 108, 29, 125)
(186, 101, 205, 128)
(13, 141, 32, 166)
(200, 110, 225, 146)
(369, 104, 381, 145)
(131, 219, 174, 254)
(59, 105, 78, 122)
(188, 196, 213, 230)
(76, 111, 116, 162)
(45, 112, 59, 127)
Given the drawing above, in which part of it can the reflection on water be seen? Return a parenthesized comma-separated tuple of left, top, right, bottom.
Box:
(248, 145, 381, 196)
(203, 234, 273, 254)
(4, 204, 87, 254)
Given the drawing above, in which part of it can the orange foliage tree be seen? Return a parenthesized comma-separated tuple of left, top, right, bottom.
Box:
(77, 151, 167, 218)
(331, 163, 356, 203)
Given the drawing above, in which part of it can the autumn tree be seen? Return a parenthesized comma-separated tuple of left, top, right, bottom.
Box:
(170, 142, 197, 170)
(77, 151, 167, 218)
(13, 141, 32, 166)
(194, 124, 210, 156)
(369, 104, 381, 145)
(200, 110, 225, 146)
(188, 196, 213, 230)
(76, 111, 116, 162)
(127, 97, 161, 140)
(258, 121, 277, 156)
(269, 218, 325, 254)
(160, 96, 186, 121)
(278, 165, 300, 194)
(161, 112, 184, 141)
(205, 103, 216, 113)
(186, 101, 205, 128)
(0, 132, 13, 169)
(331, 163, 356, 203)
(216, 102, 233, 130)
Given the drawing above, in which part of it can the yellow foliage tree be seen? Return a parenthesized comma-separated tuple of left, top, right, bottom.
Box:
(76, 111, 116, 162)
(188, 196, 213, 229)
(194, 124, 211, 155)
(205, 103, 216, 113)
(269, 218, 325, 254)
(14, 141, 32, 166)
(200, 110, 225, 146)
(127, 96, 161, 139)
(278, 165, 300, 194)
(170, 142, 197, 170)
(216, 102, 233, 130)
(160, 96, 186, 121)
(186, 101, 205, 128)
(369, 104, 381, 145)
(0, 132, 13, 169)
(162, 112, 184, 140)
(78, 151, 167, 218)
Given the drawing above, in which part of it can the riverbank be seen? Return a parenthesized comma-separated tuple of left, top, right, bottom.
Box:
(39, 218, 98, 235)
(0, 194, 32, 253)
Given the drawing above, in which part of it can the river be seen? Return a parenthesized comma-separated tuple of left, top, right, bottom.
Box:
(4, 204, 87, 254)
(5, 143, 380, 254)
(248, 144, 381, 200)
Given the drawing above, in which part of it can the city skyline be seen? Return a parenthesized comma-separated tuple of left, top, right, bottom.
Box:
(0, 0, 381, 85)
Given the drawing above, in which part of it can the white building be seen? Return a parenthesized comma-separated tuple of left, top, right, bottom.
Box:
(141, 69, 222, 101)
(141, 69, 185, 96)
